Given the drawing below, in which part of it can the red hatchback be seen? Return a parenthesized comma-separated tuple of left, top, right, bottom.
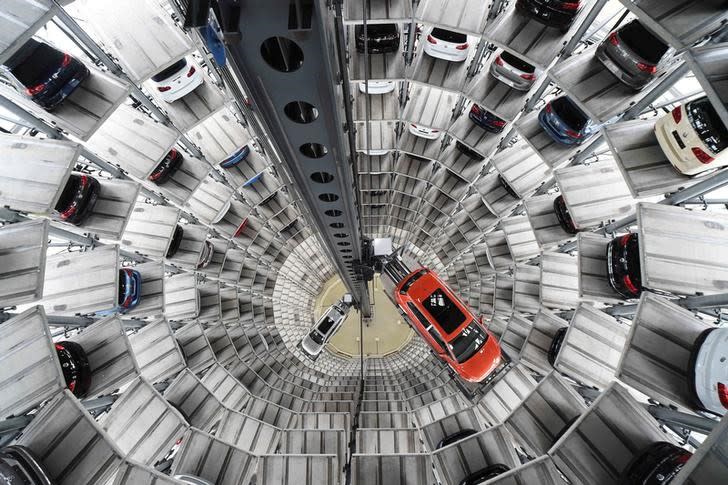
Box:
(394, 268, 503, 383)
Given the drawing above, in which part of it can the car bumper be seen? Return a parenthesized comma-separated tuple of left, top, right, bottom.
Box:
(158, 73, 204, 102)
(595, 44, 651, 90)
(468, 112, 505, 133)
(489, 65, 532, 91)
(423, 43, 468, 62)
(408, 124, 440, 139)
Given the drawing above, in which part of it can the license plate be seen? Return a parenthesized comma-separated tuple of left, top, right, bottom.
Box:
(672, 130, 686, 149)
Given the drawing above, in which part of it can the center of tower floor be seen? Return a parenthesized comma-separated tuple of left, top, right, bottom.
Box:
(314, 274, 413, 357)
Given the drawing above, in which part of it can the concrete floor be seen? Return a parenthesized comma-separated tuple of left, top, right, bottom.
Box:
(314, 274, 413, 357)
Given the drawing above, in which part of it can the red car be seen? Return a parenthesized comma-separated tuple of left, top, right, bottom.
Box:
(394, 268, 502, 382)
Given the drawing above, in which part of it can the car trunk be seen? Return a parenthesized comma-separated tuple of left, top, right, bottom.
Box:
(618, 21, 668, 64)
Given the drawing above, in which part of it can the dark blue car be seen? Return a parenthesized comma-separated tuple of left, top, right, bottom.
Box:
(538, 96, 596, 146)
(4, 39, 90, 110)
(468, 103, 507, 134)
(220, 145, 250, 169)
(97, 268, 142, 315)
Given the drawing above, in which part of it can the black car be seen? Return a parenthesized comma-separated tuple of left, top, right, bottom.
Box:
(0, 445, 53, 485)
(55, 340, 92, 398)
(607, 233, 642, 299)
(149, 148, 183, 185)
(547, 326, 568, 366)
(355, 24, 401, 54)
(620, 442, 691, 485)
(455, 141, 485, 161)
(166, 225, 184, 258)
(515, 0, 582, 32)
(3, 38, 90, 110)
(459, 464, 511, 485)
(468, 104, 507, 134)
(436, 429, 477, 449)
(498, 174, 519, 199)
(553, 195, 577, 234)
(54, 174, 101, 226)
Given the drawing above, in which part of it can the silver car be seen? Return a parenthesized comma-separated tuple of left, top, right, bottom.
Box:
(489, 50, 539, 91)
(300, 296, 352, 360)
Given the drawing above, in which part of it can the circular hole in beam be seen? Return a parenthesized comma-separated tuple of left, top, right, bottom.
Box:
(260, 37, 304, 72)
(325, 209, 342, 217)
(310, 172, 334, 184)
(319, 193, 339, 202)
(283, 101, 318, 123)
(300, 143, 328, 158)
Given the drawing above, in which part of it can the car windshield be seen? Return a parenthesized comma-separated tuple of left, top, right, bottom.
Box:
(552, 97, 589, 131)
(309, 330, 324, 345)
(9, 41, 64, 86)
(422, 288, 467, 334)
(356, 24, 398, 38)
(431, 28, 467, 44)
(449, 321, 488, 363)
(500, 51, 535, 73)
(152, 58, 187, 82)
(316, 316, 336, 336)
(687, 98, 728, 154)
(618, 21, 668, 63)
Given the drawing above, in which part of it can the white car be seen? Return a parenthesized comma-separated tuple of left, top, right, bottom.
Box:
(358, 80, 396, 94)
(408, 123, 441, 140)
(423, 27, 470, 62)
(691, 327, 727, 415)
(150, 57, 204, 102)
(655, 96, 728, 176)
(300, 296, 351, 359)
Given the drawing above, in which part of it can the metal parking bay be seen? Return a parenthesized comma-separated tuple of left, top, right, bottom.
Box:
(686, 43, 728, 129)
(164, 273, 200, 321)
(166, 224, 208, 270)
(186, 104, 251, 166)
(42, 244, 119, 316)
(68, 315, 140, 398)
(604, 119, 696, 198)
(485, 229, 513, 271)
(499, 313, 533, 359)
(0, 66, 130, 141)
(616, 293, 715, 412)
(502, 215, 540, 263)
(121, 201, 181, 259)
(492, 140, 552, 199)
(16, 390, 125, 485)
(0, 134, 77, 214)
(524, 194, 573, 249)
(577, 232, 624, 304)
(549, 383, 676, 485)
(213, 408, 280, 454)
(0, 219, 49, 307)
(85, 105, 179, 181)
(78, 178, 140, 240)
(618, 0, 728, 50)
(356, 121, 398, 153)
(465, 69, 530, 123)
(540, 251, 580, 311)
(344, 0, 412, 22)
(83, 0, 194, 84)
(554, 160, 634, 231)
(518, 309, 569, 376)
(483, 455, 565, 485)
(0, 0, 56, 65)
(553, 303, 629, 389)
(411, 49, 473, 94)
(516, 110, 596, 169)
(143, 153, 211, 206)
(398, 130, 443, 159)
(673, 411, 728, 484)
(549, 46, 685, 123)
(128, 318, 186, 384)
(256, 455, 339, 485)
(350, 454, 434, 485)
(356, 429, 423, 453)
(416, 0, 491, 35)
(493, 273, 514, 315)
(402, 85, 459, 130)
(638, 203, 728, 296)
(110, 461, 185, 485)
(220, 287, 240, 322)
(353, 88, 401, 122)
(513, 264, 540, 314)
(348, 44, 406, 82)
(0, 306, 64, 419)
(124, 261, 165, 319)
(475, 364, 537, 426)
(431, 424, 519, 485)
(446, 114, 502, 159)
(174, 321, 215, 373)
(164, 369, 225, 430)
(420, 407, 484, 451)
(185, 177, 234, 226)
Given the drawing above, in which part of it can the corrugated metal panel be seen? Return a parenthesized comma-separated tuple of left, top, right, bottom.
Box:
(554, 160, 634, 230)
(256, 454, 339, 485)
(504, 372, 587, 456)
(220, 287, 240, 321)
(550, 383, 673, 485)
(17, 390, 125, 485)
(351, 454, 433, 485)
(605, 119, 695, 198)
(0, 66, 130, 141)
(42, 244, 119, 316)
(164, 273, 200, 321)
(174, 320, 215, 373)
(344, 0, 412, 22)
(432, 424, 519, 485)
(200, 363, 251, 410)
(485, 230, 513, 271)
(540, 251, 580, 310)
(214, 408, 280, 454)
(129, 318, 185, 384)
(198, 281, 222, 324)
(513, 264, 540, 314)
(186, 104, 251, 166)
(171, 428, 257, 485)
(402, 85, 457, 130)
(492, 140, 551, 198)
(80, 177, 140, 240)
(356, 429, 422, 453)
(616, 293, 713, 411)
(124, 261, 165, 319)
(554, 304, 629, 389)
(638, 202, 728, 296)
(524, 193, 572, 249)
(185, 177, 234, 225)
(142, 153, 210, 206)
(0, 134, 77, 214)
(0, 0, 56, 65)
(102, 377, 187, 465)
(415, 0, 489, 34)
(500, 313, 533, 359)
(0, 305, 64, 418)
(0, 219, 48, 307)
(501, 217, 540, 263)
(519, 309, 569, 375)
(687, 43, 728, 128)
(83, 0, 193, 83)
(577, 232, 623, 304)
(493, 273, 514, 315)
(122, 201, 180, 258)
(164, 369, 225, 430)
(110, 460, 186, 485)
(673, 411, 728, 484)
(419, 407, 484, 451)
(475, 364, 537, 426)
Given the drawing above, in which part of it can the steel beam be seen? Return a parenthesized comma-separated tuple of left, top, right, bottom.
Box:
(646, 405, 718, 436)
